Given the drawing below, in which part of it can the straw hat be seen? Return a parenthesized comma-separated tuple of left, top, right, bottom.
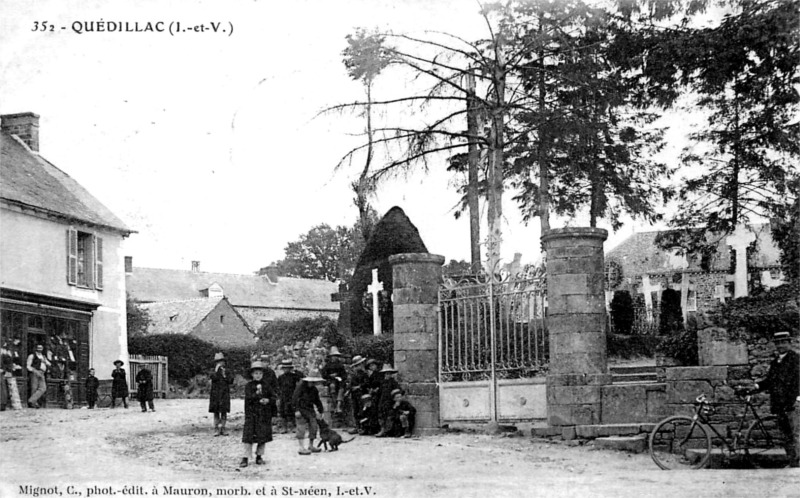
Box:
(113, 359, 124, 366)
(366, 359, 380, 369)
(213, 352, 226, 362)
(774, 331, 791, 342)
(279, 358, 294, 369)
(302, 369, 325, 383)
(391, 388, 403, 397)
(379, 363, 397, 374)
(328, 346, 342, 357)
(249, 360, 267, 372)
(350, 355, 366, 367)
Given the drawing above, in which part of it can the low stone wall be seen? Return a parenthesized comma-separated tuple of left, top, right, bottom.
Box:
(600, 383, 667, 424)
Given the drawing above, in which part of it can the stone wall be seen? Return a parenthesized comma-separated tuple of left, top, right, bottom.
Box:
(543, 228, 611, 426)
(389, 253, 445, 435)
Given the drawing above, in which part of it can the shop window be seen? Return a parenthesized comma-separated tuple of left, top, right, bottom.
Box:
(67, 228, 103, 289)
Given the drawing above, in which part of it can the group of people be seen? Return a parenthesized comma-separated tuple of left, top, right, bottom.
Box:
(206, 348, 417, 468)
(81, 359, 156, 412)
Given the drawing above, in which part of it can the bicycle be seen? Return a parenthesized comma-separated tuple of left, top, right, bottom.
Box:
(649, 392, 786, 470)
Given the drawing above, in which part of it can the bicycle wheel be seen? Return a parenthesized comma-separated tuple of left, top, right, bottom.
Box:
(649, 416, 712, 470)
(745, 415, 787, 469)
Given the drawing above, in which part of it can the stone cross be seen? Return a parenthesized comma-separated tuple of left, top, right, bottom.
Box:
(367, 268, 383, 336)
(726, 225, 756, 298)
(640, 275, 663, 322)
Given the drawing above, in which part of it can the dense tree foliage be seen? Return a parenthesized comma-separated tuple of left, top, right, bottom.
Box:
(265, 212, 377, 282)
(618, 0, 799, 257)
(126, 293, 151, 338)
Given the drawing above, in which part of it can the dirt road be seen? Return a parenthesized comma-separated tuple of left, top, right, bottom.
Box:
(1, 399, 797, 497)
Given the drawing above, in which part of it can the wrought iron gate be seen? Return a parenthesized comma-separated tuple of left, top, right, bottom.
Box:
(438, 272, 548, 422)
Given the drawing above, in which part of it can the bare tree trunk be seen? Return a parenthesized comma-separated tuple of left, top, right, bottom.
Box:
(466, 68, 482, 273)
(487, 43, 505, 275)
(356, 81, 376, 242)
(537, 15, 551, 234)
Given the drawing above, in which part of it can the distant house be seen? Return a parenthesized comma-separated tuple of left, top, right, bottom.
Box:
(0, 112, 134, 406)
(126, 263, 338, 332)
(605, 224, 785, 323)
(141, 297, 255, 348)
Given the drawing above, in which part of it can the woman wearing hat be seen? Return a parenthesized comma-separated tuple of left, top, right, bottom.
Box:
(110, 359, 129, 409)
(375, 364, 400, 437)
(241, 361, 276, 468)
(209, 353, 234, 436)
(292, 370, 325, 455)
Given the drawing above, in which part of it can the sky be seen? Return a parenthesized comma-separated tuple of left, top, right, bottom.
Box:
(1, 0, 696, 276)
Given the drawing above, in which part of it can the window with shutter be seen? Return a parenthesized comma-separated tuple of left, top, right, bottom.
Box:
(94, 236, 104, 290)
(67, 228, 78, 285)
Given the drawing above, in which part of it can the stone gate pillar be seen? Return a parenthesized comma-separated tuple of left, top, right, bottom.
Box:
(542, 228, 611, 426)
(389, 252, 445, 435)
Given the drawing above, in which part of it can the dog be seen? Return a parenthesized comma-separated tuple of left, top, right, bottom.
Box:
(316, 417, 354, 451)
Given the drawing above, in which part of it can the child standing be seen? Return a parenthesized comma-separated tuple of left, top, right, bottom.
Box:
(85, 368, 99, 409)
(276, 359, 303, 433)
(241, 361, 275, 468)
(292, 370, 325, 455)
(209, 353, 234, 436)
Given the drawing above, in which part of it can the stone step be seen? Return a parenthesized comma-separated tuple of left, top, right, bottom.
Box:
(611, 372, 658, 384)
(531, 423, 656, 439)
(686, 448, 788, 469)
(594, 434, 648, 453)
(609, 365, 657, 375)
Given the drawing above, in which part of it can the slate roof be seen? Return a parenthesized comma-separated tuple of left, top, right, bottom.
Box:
(127, 267, 339, 310)
(606, 224, 781, 275)
(141, 298, 227, 335)
(0, 130, 133, 234)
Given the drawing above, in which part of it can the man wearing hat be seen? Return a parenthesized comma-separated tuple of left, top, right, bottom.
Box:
(389, 388, 416, 438)
(276, 359, 303, 433)
(26, 344, 50, 409)
(375, 364, 400, 437)
(747, 332, 799, 467)
(321, 346, 348, 416)
(110, 359, 129, 409)
(241, 360, 276, 467)
(209, 353, 234, 436)
(292, 370, 325, 455)
(346, 355, 368, 433)
(135, 366, 155, 412)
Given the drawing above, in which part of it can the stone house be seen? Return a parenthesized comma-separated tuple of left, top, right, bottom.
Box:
(140, 297, 255, 348)
(605, 224, 785, 326)
(0, 112, 134, 406)
(126, 263, 338, 333)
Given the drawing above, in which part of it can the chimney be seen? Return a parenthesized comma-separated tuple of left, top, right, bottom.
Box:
(264, 265, 279, 283)
(191, 261, 201, 273)
(1, 112, 40, 152)
(124, 256, 133, 273)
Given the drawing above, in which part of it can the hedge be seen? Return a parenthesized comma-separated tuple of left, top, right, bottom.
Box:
(128, 334, 258, 385)
(714, 283, 799, 338)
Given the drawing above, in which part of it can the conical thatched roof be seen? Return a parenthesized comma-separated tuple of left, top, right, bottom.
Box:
(356, 206, 428, 269)
(347, 206, 429, 336)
